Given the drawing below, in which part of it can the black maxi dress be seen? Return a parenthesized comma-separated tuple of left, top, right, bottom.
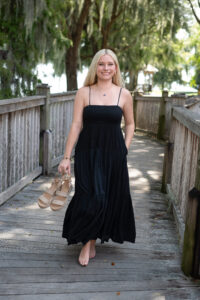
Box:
(62, 87, 136, 246)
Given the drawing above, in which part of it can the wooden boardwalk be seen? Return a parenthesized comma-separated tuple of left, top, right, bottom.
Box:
(0, 133, 200, 300)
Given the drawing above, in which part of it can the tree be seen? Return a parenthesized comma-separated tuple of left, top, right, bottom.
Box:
(80, 0, 189, 90)
(0, 0, 73, 99)
(40, 0, 93, 91)
(0, 0, 192, 97)
(64, 0, 92, 90)
(187, 0, 200, 24)
(153, 68, 184, 90)
(0, 0, 46, 98)
(188, 24, 200, 92)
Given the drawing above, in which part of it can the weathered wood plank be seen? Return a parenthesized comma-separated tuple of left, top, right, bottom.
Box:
(0, 97, 45, 114)
(0, 280, 198, 295)
(0, 167, 42, 206)
(0, 134, 199, 299)
(0, 289, 196, 300)
(173, 106, 200, 138)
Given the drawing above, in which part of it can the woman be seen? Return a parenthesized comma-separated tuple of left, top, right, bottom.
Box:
(58, 49, 136, 266)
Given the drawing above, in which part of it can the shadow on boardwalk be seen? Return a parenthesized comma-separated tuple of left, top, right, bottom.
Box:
(0, 133, 200, 299)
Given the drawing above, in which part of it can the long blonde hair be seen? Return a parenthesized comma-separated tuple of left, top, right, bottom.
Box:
(83, 49, 124, 87)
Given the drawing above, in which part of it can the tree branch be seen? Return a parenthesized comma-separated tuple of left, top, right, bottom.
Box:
(187, 0, 200, 24)
(101, 0, 122, 48)
(69, 0, 92, 47)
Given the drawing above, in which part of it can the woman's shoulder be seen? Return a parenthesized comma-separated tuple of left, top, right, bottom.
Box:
(121, 87, 132, 97)
(120, 87, 133, 109)
(76, 86, 89, 97)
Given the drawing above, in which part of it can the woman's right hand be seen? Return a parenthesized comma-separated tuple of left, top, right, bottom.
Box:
(58, 159, 71, 175)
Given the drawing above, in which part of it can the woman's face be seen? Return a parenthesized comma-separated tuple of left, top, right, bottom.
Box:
(96, 54, 117, 81)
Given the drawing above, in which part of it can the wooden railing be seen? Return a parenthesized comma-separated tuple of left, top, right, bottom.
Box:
(1, 84, 200, 278)
(0, 84, 76, 205)
(162, 106, 200, 277)
(133, 91, 186, 139)
(133, 91, 200, 277)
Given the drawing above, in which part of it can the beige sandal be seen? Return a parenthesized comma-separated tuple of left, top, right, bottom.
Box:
(37, 177, 62, 208)
(50, 174, 72, 211)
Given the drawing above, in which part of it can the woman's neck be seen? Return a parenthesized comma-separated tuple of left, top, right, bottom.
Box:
(96, 80, 113, 91)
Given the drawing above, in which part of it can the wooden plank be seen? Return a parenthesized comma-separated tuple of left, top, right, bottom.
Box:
(0, 249, 180, 261)
(0, 115, 3, 193)
(0, 289, 196, 300)
(0, 167, 42, 206)
(0, 97, 45, 114)
(0, 134, 199, 299)
(0, 280, 198, 295)
(173, 107, 200, 138)
(50, 91, 76, 103)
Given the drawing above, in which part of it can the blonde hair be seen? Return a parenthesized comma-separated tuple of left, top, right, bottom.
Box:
(83, 49, 124, 87)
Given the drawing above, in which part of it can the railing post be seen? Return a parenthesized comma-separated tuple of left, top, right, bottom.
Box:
(161, 109, 176, 193)
(161, 141, 174, 193)
(36, 84, 52, 175)
(181, 141, 200, 277)
(157, 90, 168, 140)
(133, 91, 139, 130)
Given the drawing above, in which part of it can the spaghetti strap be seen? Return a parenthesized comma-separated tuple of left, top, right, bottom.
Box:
(89, 86, 91, 105)
(117, 87, 122, 106)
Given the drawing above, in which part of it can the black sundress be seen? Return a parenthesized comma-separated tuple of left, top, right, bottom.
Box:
(62, 86, 136, 246)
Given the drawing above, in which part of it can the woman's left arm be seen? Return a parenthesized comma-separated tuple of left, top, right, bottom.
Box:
(122, 89, 135, 151)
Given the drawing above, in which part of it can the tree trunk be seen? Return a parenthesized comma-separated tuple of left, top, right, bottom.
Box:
(65, 0, 92, 91)
(65, 46, 78, 91)
(128, 70, 138, 91)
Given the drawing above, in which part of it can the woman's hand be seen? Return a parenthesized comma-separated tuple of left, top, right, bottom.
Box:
(58, 159, 71, 175)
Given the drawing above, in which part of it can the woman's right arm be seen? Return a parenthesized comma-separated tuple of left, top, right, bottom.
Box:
(58, 87, 87, 175)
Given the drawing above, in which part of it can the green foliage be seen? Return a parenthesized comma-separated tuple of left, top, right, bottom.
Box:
(190, 69, 200, 90)
(0, 0, 194, 96)
(187, 24, 200, 90)
(153, 67, 184, 90)
(0, 0, 45, 99)
(0, 0, 72, 99)
(80, 0, 189, 89)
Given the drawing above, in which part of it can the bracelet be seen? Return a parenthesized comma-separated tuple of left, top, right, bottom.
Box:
(63, 156, 71, 161)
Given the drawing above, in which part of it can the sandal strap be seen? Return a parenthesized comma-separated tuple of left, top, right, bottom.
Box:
(51, 199, 66, 205)
(38, 195, 51, 204)
(45, 189, 55, 196)
(46, 178, 62, 195)
(55, 190, 68, 197)
(61, 174, 71, 181)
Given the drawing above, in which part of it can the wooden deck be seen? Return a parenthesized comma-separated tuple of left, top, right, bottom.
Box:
(0, 133, 200, 300)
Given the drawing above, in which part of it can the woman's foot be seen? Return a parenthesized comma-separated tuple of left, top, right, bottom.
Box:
(89, 239, 96, 259)
(78, 241, 91, 266)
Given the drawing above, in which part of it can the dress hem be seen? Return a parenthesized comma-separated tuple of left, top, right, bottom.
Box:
(62, 234, 136, 246)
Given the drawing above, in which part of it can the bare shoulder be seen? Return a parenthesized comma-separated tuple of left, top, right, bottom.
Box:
(74, 86, 89, 107)
(76, 86, 89, 98)
(122, 87, 132, 99)
(121, 87, 133, 108)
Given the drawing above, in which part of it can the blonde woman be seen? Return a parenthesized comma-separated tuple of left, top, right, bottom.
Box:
(58, 49, 136, 266)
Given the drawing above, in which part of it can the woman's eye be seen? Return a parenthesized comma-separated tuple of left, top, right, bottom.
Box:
(99, 63, 113, 66)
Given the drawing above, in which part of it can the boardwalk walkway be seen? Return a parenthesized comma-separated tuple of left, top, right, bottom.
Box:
(0, 133, 200, 299)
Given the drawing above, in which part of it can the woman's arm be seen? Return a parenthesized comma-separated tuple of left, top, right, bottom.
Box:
(122, 89, 135, 151)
